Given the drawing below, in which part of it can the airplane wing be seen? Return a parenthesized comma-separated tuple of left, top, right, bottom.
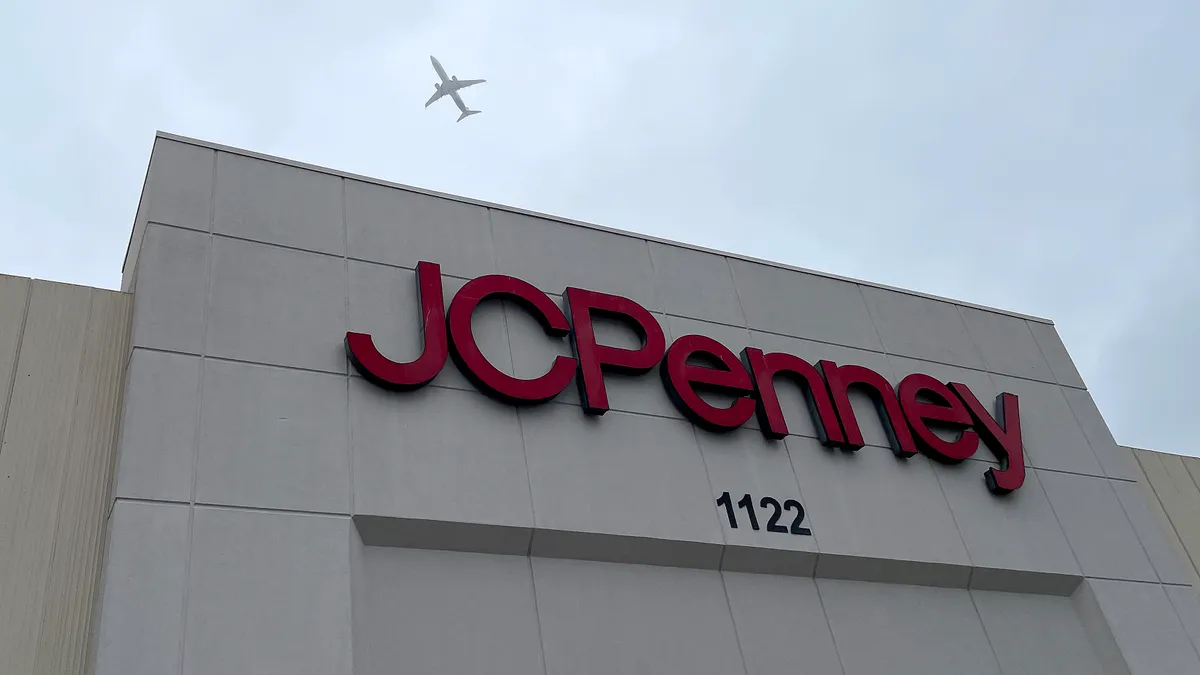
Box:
(449, 89, 469, 114)
(429, 56, 450, 84)
(425, 89, 445, 108)
(454, 79, 486, 89)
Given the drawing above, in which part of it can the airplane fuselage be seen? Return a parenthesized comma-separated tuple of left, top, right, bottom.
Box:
(426, 56, 484, 120)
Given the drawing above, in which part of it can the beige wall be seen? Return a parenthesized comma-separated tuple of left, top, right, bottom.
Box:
(1132, 446, 1200, 590)
(0, 274, 132, 675)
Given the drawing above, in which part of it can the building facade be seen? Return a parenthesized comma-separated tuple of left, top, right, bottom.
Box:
(2, 132, 1200, 674)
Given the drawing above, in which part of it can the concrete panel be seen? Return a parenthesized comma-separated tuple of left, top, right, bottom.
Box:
(491, 209, 660, 310)
(937, 462, 1081, 592)
(722, 572, 844, 675)
(972, 589, 1104, 675)
(1156, 453, 1200, 570)
(140, 138, 214, 232)
(752, 330, 899, 447)
(648, 242, 745, 326)
(345, 180, 496, 279)
(1085, 578, 1200, 674)
(195, 360, 349, 513)
(730, 259, 883, 351)
(533, 558, 746, 675)
(861, 286, 984, 369)
(347, 261, 509, 391)
(213, 151, 344, 255)
(92, 501, 190, 675)
(789, 439, 972, 587)
(695, 429, 816, 575)
(182, 508, 352, 675)
(1136, 452, 1200, 583)
(1112, 479, 1195, 586)
(959, 306, 1055, 382)
(1039, 471, 1157, 583)
(354, 548, 544, 675)
(131, 224, 209, 354)
(114, 349, 200, 502)
(1184, 457, 1200, 500)
(990, 375, 1102, 476)
(31, 291, 130, 672)
(818, 579, 1001, 675)
(1028, 321, 1087, 388)
(521, 405, 723, 562)
(206, 236, 347, 373)
(1165, 585, 1200, 657)
(507, 291, 676, 418)
(0, 275, 29, 431)
(1063, 388, 1140, 481)
(29, 289, 132, 675)
(0, 281, 91, 675)
(350, 380, 533, 530)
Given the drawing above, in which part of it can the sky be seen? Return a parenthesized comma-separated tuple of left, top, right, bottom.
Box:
(1, 0, 1197, 454)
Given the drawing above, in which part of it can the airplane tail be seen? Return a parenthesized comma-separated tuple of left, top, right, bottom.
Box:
(457, 109, 481, 122)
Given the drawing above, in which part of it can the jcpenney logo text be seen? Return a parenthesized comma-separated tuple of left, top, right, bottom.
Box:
(346, 262, 1025, 495)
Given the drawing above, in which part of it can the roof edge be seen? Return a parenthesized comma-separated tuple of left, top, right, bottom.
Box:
(149, 130, 1055, 326)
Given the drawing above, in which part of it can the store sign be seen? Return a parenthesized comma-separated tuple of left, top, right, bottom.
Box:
(346, 262, 1025, 495)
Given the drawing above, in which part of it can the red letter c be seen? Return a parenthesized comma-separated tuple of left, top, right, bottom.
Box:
(447, 275, 576, 404)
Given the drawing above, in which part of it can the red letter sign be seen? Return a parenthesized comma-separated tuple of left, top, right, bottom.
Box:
(346, 261, 447, 390)
(819, 361, 917, 457)
(661, 335, 755, 431)
(564, 287, 666, 415)
(897, 373, 978, 462)
(742, 348, 844, 445)
(447, 275, 577, 404)
(951, 384, 1025, 494)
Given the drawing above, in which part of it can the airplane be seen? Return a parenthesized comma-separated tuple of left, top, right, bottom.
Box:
(425, 55, 485, 122)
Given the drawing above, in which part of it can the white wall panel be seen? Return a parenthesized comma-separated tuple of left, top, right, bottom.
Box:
(791, 440, 972, 587)
(533, 558, 747, 675)
(818, 579, 1001, 675)
(195, 360, 350, 512)
(92, 501, 190, 675)
(113, 349, 200, 502)
(972, 589, 1103, 675)
(862, 286, 984, 369)
(491, 209, 661, 310)
(649, 242, 746, 326)
(522, 404, 723, 567)
(350, 380, 533, 532)
(346, 179, 497, 278)
(130, 224, 209, 354)
(138, 138, 214, 234)
(730, 259, 882, 351)
(937, 462, 1080, 593)
(723, 572, 845, 675)
(214, 151, 344, 255)
(1040, 471, 1157, 583)
(1083, 579, 1200, 675)
(181, 508, 352, 675)
(354, 547, 544, 675)
(959, 305, 1054, 382)
(206, 236, 347, 373)
(1027, 321, 1087, 388)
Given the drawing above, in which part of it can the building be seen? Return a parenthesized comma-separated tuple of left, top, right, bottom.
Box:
(1, 132, 1200, 674)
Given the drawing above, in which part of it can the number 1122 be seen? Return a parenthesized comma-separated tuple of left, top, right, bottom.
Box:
(716, 492, 811, 536)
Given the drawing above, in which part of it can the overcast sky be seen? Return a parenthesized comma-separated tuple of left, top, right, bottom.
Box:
(1, 1, 1196, 454)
